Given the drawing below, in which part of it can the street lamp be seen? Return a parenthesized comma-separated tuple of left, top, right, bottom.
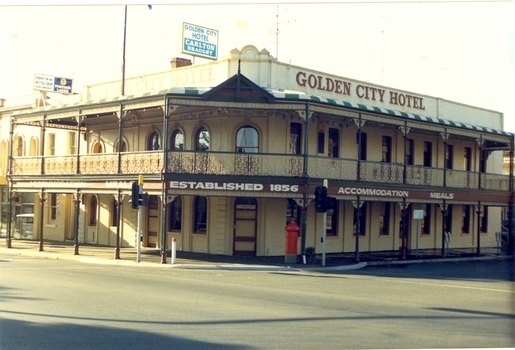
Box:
(121, 5, 152, 96)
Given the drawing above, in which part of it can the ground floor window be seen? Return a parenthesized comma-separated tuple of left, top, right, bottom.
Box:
(169, 196, 182, 231)
(326, 200, 338, 236)
(379, 202, 390, 235)
(194, 196, 207, 233)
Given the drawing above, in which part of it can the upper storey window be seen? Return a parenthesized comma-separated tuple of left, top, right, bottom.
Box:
(196, 127, 210, 151)
(236, 126, 258, 153)
(171, 130, 184, 150)
(148, 132, 161, 151)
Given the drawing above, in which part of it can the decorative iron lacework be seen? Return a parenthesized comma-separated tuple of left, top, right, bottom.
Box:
(13, 86, 513, 137)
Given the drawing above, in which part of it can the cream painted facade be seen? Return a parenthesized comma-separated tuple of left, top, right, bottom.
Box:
(1, 45, 513, 260)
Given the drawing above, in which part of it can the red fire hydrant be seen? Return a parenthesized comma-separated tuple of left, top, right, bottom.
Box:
(285, 218, 299, 264)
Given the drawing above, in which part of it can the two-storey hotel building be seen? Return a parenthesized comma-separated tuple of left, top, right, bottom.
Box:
(2, 45, 513, 262)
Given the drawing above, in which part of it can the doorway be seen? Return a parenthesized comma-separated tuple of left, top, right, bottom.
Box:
(233, 197, 257, 256)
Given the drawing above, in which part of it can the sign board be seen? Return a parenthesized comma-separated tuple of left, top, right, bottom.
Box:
(182, 22, 218, 60)
(413, 209, 424, 220)
(34, 74, 73, 94)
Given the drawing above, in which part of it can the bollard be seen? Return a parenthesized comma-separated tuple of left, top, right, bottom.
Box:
(170, 237, 177, 264)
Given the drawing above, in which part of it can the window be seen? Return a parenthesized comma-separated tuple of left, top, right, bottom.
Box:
(48, 133, 55, 155)
(286, 198, 301, 227)
(445, 144, 453, 169)
(290, 123, 302, 154)
(49, 193, 57, 222)
(445, 205, 453, 233)
(480, 206, 488, 233)
(464, 147, 472, 171)
(30, 137, 38, 156)
(236, 126, 259, 153)
(479, 149, 487, 173)
(89, 196, 97, 226)
(422, 204, 431, 235)
(353, 202, 367, 236)
(111, 198, 119, 227)
(328, 128, 339, 158)
(379, 202, 390, 235)
(326, 199, 338, 236)
(317, 131, 325, 154)
(14, 136, 24, 156)
(423, 141, 432, 167)
(169, 196, 182, 231)
(67, 132, 76, 155)
(92, 141, 103, 154)
(147, 131, 160, 150)
(196, 127, 210, 151)
(357, 132, 367, 160)
(171, 130, 184, 151)
(462, 205, 471, 234)
(382, 136, 392, 163)
(114, 139, 127, 152)
(194, 196, 207, 233)
(406, 139, 414, 165)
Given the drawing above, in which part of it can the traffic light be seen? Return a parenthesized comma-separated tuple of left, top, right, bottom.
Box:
(314, 186, 328, 213)
(130, 181, 140, 209)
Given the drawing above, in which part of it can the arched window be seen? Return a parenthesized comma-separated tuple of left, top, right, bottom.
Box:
(30, 137, 38, 156)
(92, 142, 103, 154)
(114, 139, 127, 152)
(15, 136, 23, 156)
(89, 195, 98, 226)
(170, 130, 184, 151)
(1, 140, 7, 171)
(236, 126, 258, 153)
(147, 131, 160, 150)
(196, 127, 209, 151)
(169, 196, 182, 231)
(194, 196, 207, 233)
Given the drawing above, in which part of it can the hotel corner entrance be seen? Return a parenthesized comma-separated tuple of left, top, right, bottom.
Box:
(233, 197, 257, 256)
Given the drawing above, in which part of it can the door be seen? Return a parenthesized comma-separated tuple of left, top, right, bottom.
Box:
(233, 197, 257, 256)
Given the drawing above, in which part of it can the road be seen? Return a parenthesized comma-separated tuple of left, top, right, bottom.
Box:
(1, 257, 513, 349)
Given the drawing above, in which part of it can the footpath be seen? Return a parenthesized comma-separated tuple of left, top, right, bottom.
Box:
(0, 239, 510, 272)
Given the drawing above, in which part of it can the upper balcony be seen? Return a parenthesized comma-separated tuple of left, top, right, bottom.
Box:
(10, 151, 510, 192)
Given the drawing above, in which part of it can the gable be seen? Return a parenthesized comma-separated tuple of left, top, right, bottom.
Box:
(201, 66, 275, 103)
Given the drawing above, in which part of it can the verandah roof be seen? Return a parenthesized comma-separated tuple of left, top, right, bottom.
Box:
(12, 86, 513, 138)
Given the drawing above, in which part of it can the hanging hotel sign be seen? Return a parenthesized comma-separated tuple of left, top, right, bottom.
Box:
(34, 74, 73, 94)
(182, 22, 218, 60)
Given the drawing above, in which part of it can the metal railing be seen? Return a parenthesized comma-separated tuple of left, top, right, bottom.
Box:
(9, 152, 511, 191)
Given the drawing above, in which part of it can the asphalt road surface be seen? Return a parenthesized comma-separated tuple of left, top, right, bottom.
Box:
(1, 257, 513, 349)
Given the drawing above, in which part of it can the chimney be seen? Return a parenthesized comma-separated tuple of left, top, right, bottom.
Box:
(170, 57, 192, 69)
(0, 98, 5, 108)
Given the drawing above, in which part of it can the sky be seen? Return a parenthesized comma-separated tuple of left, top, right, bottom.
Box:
(1, 1, 514, 131)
